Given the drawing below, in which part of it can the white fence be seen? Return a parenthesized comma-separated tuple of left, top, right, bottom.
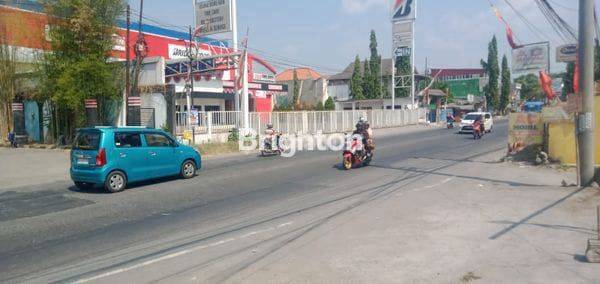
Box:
(176, 109, 425, 138)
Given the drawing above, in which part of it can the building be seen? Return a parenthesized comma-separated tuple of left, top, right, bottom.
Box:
(275, 68, 328, 108)
(0, 1, 287, 139)
(429, 68, 488, 102)
(328, 58, 424, 110)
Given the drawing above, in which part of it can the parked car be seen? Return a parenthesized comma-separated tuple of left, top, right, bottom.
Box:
(70, 127, 201, 193)
(459, 112, 494, 134)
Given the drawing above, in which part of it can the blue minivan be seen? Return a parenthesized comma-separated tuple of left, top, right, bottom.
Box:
(70, 127, 201, 193)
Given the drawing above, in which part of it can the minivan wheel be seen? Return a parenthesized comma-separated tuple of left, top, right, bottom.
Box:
(181, 160, 196, 179)
(105, 171, 127, 193)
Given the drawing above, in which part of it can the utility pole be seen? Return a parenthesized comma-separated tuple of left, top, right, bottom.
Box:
(186, 25, 194, 129)
(125, 4, 131, 126)
(578, 0, 596, 186)
(231, 0, 240, 113)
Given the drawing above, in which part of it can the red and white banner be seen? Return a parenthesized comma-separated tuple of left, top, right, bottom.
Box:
(128, 96, 142, 107)
(84, 99, 98, 109)
(11, 103, 23, 111)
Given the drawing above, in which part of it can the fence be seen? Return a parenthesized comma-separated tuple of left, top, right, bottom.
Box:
(176, 109, 425, 138)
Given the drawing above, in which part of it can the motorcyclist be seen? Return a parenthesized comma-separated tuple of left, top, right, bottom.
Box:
(473, 116, 483, 138)
(264, 123, 280, 150)
(353, 117, 374, 156)
(446, 113, 455, 127)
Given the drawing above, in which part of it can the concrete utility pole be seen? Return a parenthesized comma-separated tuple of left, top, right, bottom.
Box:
(231, 0, 240, 113)
(186, 25, 194, 129)
(578, 0, 596, 186)
(124, 4, 130, 126)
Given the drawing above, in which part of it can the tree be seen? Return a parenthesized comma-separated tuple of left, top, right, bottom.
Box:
(431, 80, 453, 104)
(350, 55, 364, 100)
(315, 101, 324, 111)
(515, 74, 542, 101)
(369, 30, 382, 98)
(324, 97, 335, 110)
(481, 36, 499, 111)
(500, 55, 511, 114)
(40, 0, 125, 139)
(0, 31, 18, 139)
(395, 54, 412, 98)
(563, 62, 575, 95)
(292, 69, 300, 109)
(363, 59, 375, 99)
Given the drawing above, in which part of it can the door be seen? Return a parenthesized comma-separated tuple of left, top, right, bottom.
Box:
(114, 132, 147, 182)
(143, 132, 179, 178)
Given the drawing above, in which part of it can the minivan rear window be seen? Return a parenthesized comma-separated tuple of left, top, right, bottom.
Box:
(73, 131, 101, 150)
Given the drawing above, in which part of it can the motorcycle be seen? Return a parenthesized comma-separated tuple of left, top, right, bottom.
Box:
(447, 120, 454, 129)
(342, 133, 373, 170)
(261, 133, 282, 156)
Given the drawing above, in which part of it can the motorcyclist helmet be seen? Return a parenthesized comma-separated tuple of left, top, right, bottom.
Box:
(359, 116, 367, 123)
(267, 123, 273, 129)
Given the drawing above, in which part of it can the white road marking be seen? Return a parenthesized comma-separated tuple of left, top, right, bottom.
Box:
(72, 222, 294, 283)
(413, 177, 455, 192)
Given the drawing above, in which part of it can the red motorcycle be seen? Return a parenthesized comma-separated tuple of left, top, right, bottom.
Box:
(342, 134, 373, 170)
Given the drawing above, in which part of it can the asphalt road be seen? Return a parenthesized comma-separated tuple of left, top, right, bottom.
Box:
(0, 122, 511, 283)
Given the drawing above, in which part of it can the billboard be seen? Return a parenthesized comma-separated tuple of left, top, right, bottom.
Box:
(391, 0, 416, 22)
(195, 0, 232, 35)
(556, 44, 577, 63)
(508, 112, 544, 154)
(512, 42, 549, 73)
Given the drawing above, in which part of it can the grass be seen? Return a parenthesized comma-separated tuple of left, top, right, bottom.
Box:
(195, 141, 240, 156)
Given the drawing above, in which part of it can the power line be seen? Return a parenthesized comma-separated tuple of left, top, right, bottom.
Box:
(501, 0, 556, 42)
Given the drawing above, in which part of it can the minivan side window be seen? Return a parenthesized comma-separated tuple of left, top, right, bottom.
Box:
(115, 133, 142, 148)
(144, 133, 174, 147)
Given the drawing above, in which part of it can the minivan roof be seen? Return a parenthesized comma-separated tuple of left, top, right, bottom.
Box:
(77, 127, 162, 133)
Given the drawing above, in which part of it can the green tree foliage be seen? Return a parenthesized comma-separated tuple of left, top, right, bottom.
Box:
(363, 59, 375, 99)
(515, 74, 542, 101)
(481, 36, 499, 110)
(39, 0, 125, 138)
(350, 55, 364, 100)
(369, 30, 382, 98)
(292, 69, 300, 109)
(563, 62, 575, 95)
(395, 55, 411, 98)
(431, 80, 453, 104)
(500, 55, 511, 114)
(0, 31, 18, 138)
(324, 97, 335, 110)
(315, 101, 324, 111)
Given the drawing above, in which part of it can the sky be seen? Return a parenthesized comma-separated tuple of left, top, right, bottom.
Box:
(128, 0, 588, 75)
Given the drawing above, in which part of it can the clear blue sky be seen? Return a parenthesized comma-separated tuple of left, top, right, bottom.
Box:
(129, 0, 586, 75)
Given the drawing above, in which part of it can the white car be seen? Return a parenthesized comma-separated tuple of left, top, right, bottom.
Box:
(459, 112, 494, 134)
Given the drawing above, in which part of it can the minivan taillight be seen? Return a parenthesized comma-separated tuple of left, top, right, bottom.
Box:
(96, 148, 107, 167)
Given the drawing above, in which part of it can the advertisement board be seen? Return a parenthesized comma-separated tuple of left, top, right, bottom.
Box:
(195, 0, 232, 35)
(512, 42, 549, 73)
(556, 44, 577, 63)
(391, 0, 416, 22)
(508, 113, 544, 153)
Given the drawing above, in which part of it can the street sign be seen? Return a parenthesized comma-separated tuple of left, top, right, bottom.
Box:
(556, 44, 578, 63)
(195, 0, 232, 35)
(391, 0, 416, 22)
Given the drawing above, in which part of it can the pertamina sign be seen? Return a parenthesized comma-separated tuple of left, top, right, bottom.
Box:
(392, 0, 416, 22)
(195, 0, 232, 35)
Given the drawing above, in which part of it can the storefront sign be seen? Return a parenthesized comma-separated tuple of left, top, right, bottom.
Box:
(195, 0, 232, 35)
(556, 44, 577, 63)
(112, 34, 126, 52)
(542, 106, 569, 122)
(508, 113, 544, 153)
(168, 44, 210, 59)
(512, 42, 550, 73)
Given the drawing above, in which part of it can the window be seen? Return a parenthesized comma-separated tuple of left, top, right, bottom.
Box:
(74, 131, 101, 150)
(144, 133, 174, 147)
(114, 133, 142, 148)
